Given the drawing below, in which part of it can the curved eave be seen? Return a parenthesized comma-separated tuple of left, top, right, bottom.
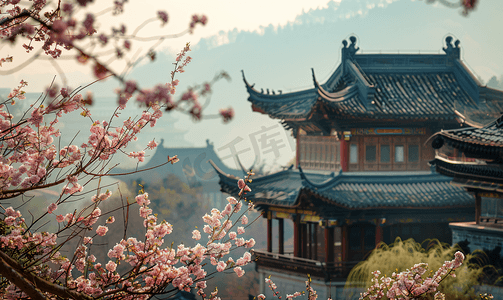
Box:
(243, 70, 318, 119)
(298, 166, 342, 189)
(431, 157, 503, 184)
(210, 160, 302, 207)
(432, 116, 503, 149)
(454, 110, 484, 128)
(435, 132, 503, 148)
(251, 195, 302, 211)
(243, 70, 317, 102)
(312, 69, 360, 102)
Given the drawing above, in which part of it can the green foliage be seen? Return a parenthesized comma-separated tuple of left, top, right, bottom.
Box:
(345, 237, 483, 300)
(467, 247, 503, 287)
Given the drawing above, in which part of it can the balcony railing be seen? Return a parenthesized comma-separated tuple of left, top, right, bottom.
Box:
(251, 249, 359, 281)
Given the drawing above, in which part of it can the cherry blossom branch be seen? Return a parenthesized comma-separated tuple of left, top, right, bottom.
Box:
(0, 250, 93, 300)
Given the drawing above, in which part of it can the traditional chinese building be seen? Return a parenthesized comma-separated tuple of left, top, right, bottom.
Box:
(430, 113, 503, 256)
(213, 36, 503, 299)
(113, 139, 242, 210)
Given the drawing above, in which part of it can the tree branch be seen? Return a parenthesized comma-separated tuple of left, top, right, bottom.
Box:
(0, 252, 46, 300)
(0, 250, 93, 300)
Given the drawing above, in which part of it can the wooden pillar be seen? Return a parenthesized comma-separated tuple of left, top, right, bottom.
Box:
(341, 225, 348, 276)
(375, 220, 383, 247)
(296, 130, 300, 168)
(324, 227, 334, 263)
(341, 225, 348, 262)
(302, 223, 308, 258)
(308, 223, 313, 259)
(294, 215, 300, 257)
(340, 138, 348, 172)
(267, 213, 272, 253)
(475, 194, 481, 225)
(278, 218, 284, 255)
(313, 223, 318, 261)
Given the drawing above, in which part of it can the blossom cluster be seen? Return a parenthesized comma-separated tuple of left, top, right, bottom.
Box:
(0, 83, 169, 201)
(1, 1, 229, 122)
(260, 275, 320, 300)
(255, 253, 470, 300)
(0, 176, 256, 299)
(359, 251, 465, 300)
(0, 2, 239, 299)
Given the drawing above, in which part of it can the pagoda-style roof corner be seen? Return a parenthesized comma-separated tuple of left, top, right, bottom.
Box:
(431, 113, 503, 160)
(298, 165, 339, 189)
(241, 70, 255, 91)
(209, 159, 240, 180)
(311, 68, 320, 89)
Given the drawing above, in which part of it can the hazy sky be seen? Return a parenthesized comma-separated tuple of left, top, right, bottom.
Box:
(3, 0, 340, 90)
(6, 0, 501, 91)
(2, 0, 503, 170)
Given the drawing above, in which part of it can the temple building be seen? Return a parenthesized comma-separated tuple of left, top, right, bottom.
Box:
(113, 139, 242, 210)
(430, 113, 503, 256)
(213, 36, 503, 299)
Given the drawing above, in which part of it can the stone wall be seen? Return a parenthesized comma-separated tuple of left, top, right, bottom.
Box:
(451, 223, 503, 256)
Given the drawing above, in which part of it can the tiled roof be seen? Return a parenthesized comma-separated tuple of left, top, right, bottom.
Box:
(212, 162, 473, 210)
(429, 115, 503, 189)
(243, 36, 503, 122)
(316, 72, 478, 119)
(300, 168, 473, 209)
(451, 177, 503, 193)
(432, 158, 503, 185)
(111, 140, 242, 189)
(245, 83, 318, 119)
(433, 114, 503, 148)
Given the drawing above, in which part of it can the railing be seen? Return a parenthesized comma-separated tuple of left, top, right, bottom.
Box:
(251, 249, 360, 281)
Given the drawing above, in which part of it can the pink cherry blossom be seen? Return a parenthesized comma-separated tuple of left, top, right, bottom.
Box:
(192, 229, 201, 240)
(241, 215, 248, 225)
(105, 261, 117, 272)
(96, 225, 108, 236)
(233, 266, 245, 277)
(238, 179, 245, 189)
(147, 140, 158, 150)
(47, 203, 58, 214)
(227, 196, 238, 204)
(216, 261, 227, 272)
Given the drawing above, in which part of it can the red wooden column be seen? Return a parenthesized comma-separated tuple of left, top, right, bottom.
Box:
(278, 218, 284, 255)
(296, 130, 300, 168)
(324, 227, 334, 262)
(475, 194, 481, 225)
(293, 215, 300, 257)
(340, 138, 348, 172)
(267, 212, 272, 253)
(341, 225, 348, 276)
(301, 223, 308, 258)
(313, 223, 318, 261)
(375, 219, 383, 247)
